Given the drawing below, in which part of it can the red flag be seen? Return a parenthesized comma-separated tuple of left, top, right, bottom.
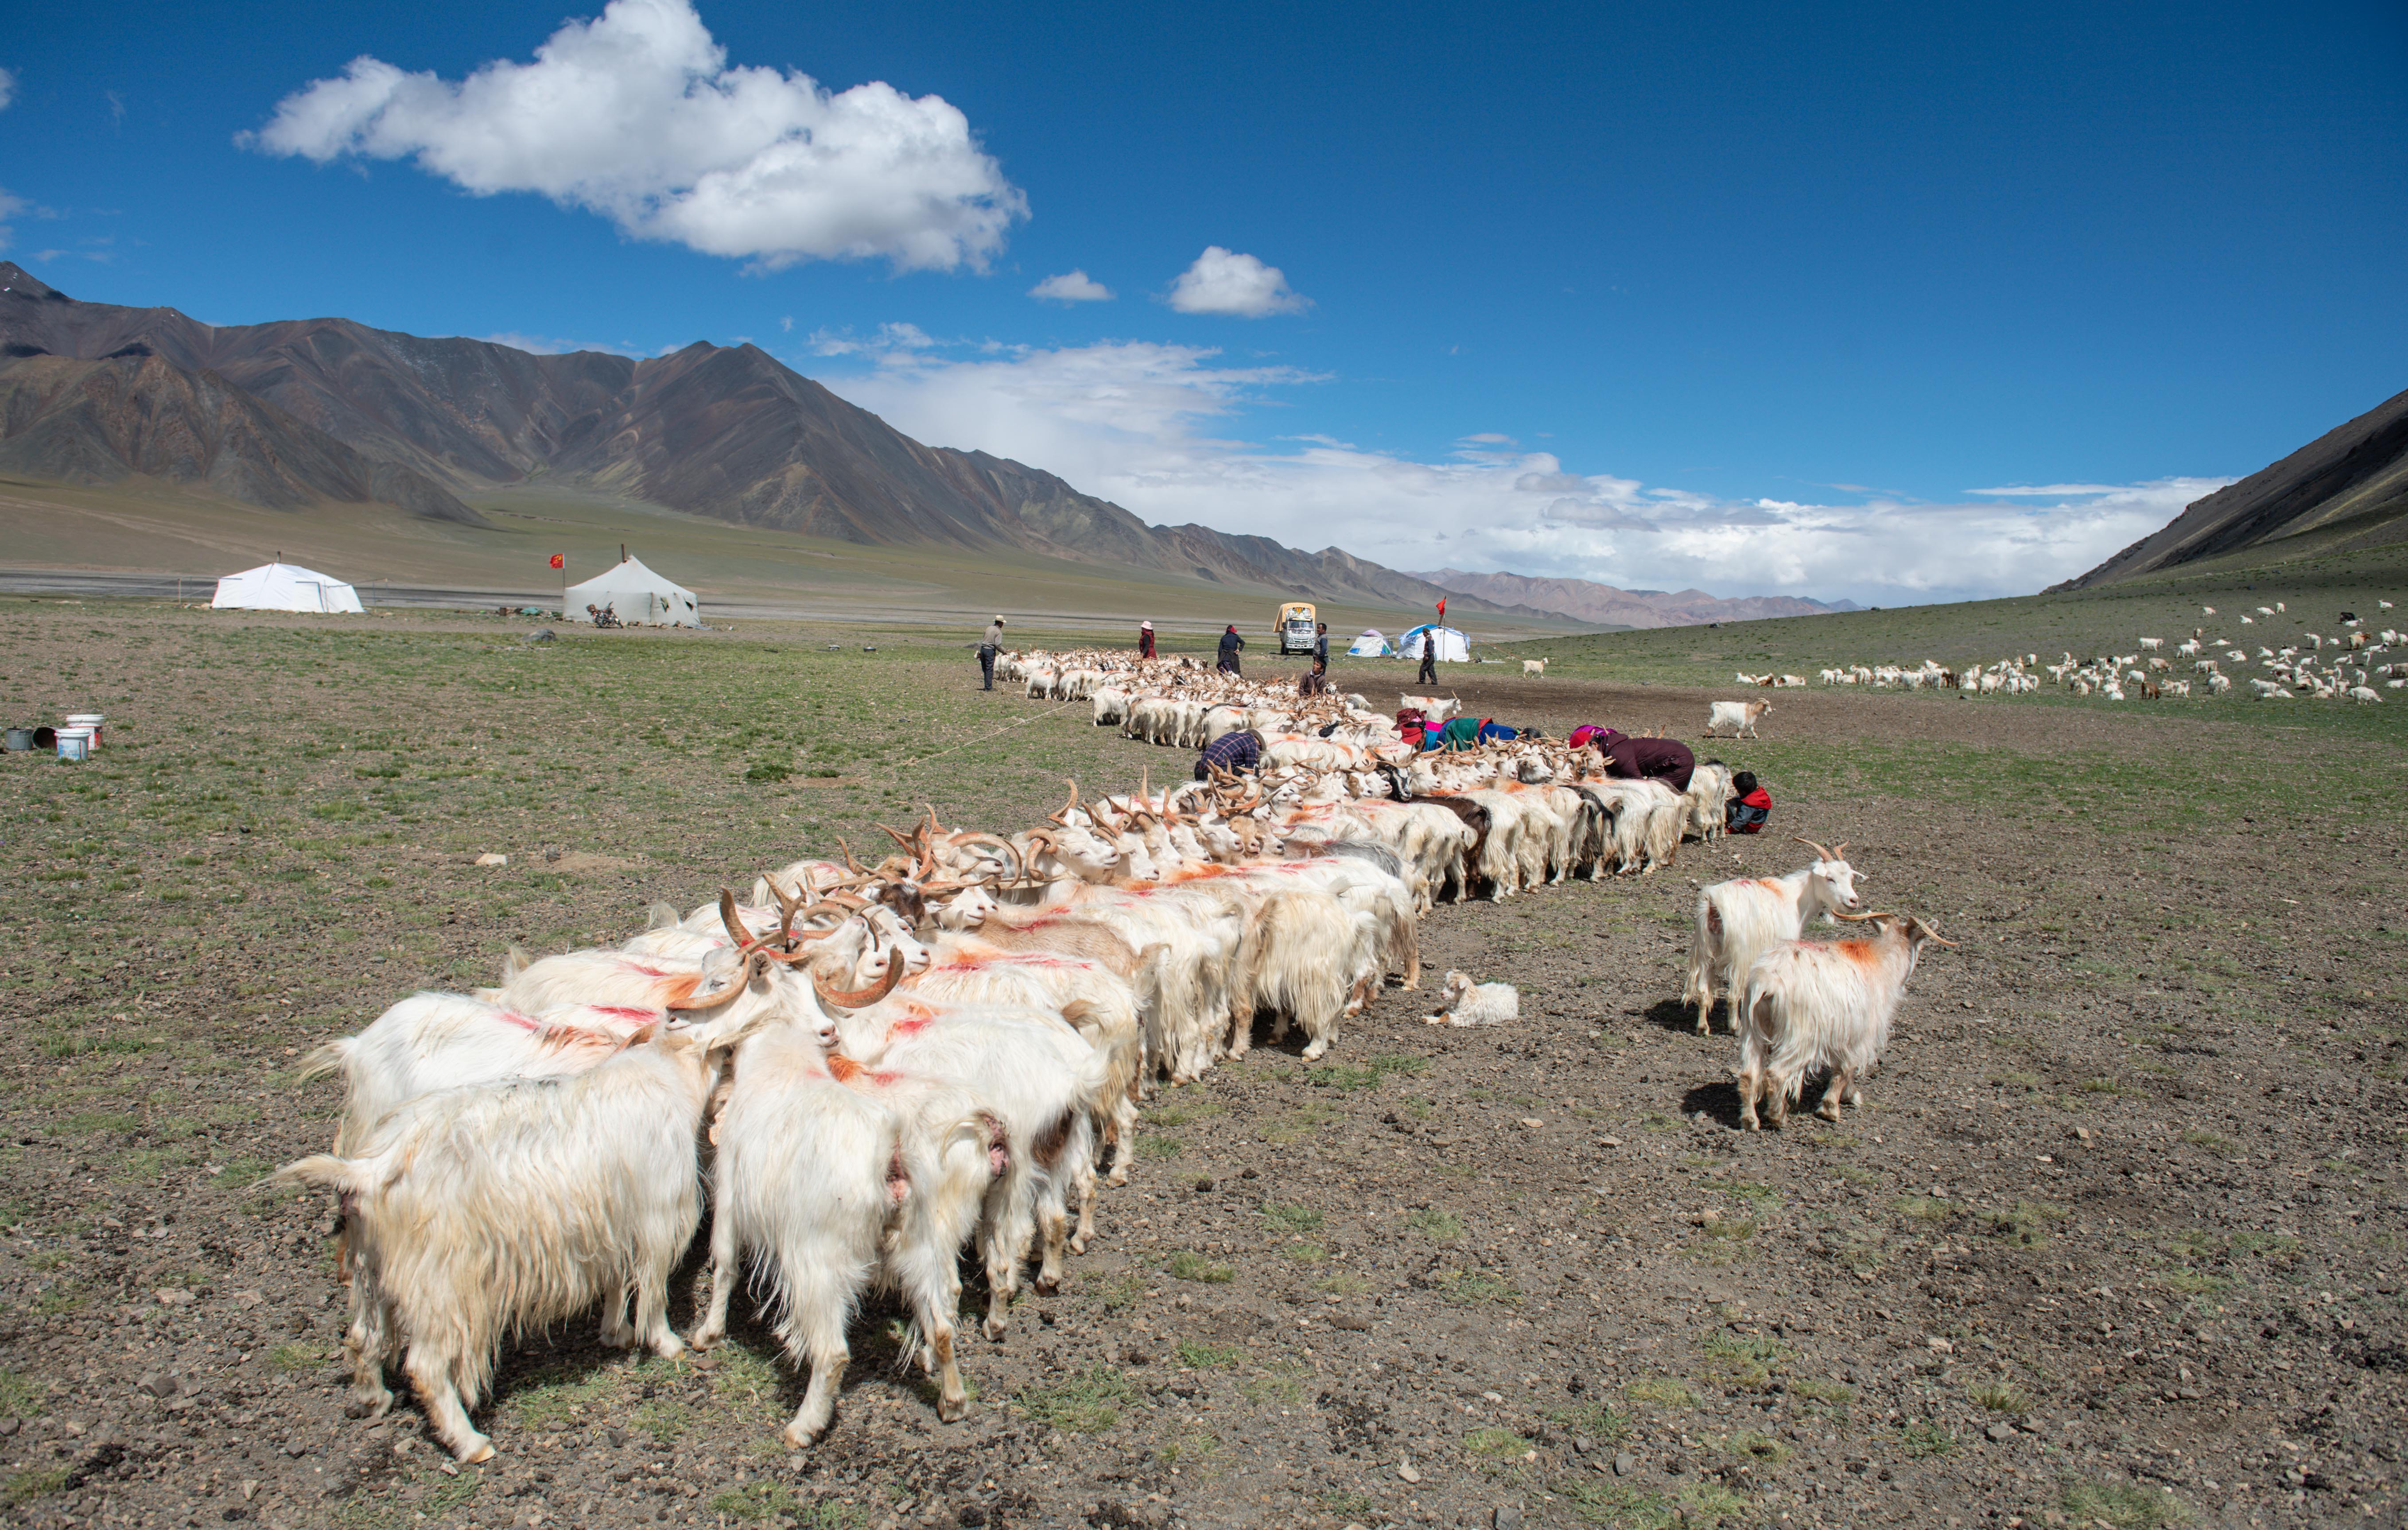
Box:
(1436, 597, 1446, 619)
(549, 553, 565, 570)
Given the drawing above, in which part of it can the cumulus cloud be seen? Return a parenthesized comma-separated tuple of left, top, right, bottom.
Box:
(1029, 269, 1112, 303)
(811, 335, 2222, 605)
(0, 68, 16, 113)
(1166, 246, 1309, 317)
(240, 0, 1025, 272)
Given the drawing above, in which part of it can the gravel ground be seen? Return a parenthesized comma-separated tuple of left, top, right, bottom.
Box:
(0, 606, 2400, 1530)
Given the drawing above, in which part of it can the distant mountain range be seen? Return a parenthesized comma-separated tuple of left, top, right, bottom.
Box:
(2055, 383, 2408, 589)
(1, 262, 1833, 626)
(1410, 568, 1855, 628)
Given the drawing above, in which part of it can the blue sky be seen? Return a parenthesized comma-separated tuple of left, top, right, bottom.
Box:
(4, 0, 2404, 602)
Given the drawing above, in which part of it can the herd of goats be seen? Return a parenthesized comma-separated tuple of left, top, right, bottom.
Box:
(284, 647, 1954, 1464)
(1767, 600, 2404, 703)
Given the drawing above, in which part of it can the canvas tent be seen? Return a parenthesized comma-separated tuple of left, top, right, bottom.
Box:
(210, 562, 364, 614)
(1398, 624, 1469, 662)
(1347, 628, 1390, 657)
(564, 556, 700, 628)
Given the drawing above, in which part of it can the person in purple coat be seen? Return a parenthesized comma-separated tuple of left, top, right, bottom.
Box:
(1589, 728, 1696, 792)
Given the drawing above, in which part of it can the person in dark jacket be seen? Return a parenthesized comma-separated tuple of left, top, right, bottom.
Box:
(1298, 658, 1330, 696)
(1217, 624, 1244, 675)
(1196, 727, 1262, 780)
(1725, 770, 1771, 833)
(978, 615, 1005, 691)
(1591, 728, 1695, 791)
(1313, 622, 1329, 668)
(1139, 620, 1156, 659)
(1415, 631, 1438, 685)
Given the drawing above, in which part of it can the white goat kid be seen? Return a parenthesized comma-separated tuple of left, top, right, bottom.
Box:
(1681, 839, 1863, 1033)
(1422, 970, 1517, 1026)
(1736, 910, 1954, 1129)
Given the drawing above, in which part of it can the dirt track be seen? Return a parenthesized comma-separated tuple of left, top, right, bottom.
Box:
(1, 614, 2401, 1530)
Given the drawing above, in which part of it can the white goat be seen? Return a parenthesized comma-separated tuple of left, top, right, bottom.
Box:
(275, 1032, 718, 1461)
(1736, 910, 1954, 1129)
(1705, 699, 1771, 738)
(1681, 839, 1863, 1033)
(1421, 970, 1517, 1026)
(1522, 659, 1549, 676)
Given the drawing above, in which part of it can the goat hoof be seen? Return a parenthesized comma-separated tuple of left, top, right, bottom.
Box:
(688, 1329, 723, 1352)
(652, 1335, 687, 1359)
(1068, 1236, 1090, 1256)
(982, 1319, 1008, 1343)
(781, 1422, 826, 1450)
(455, 1437, 496, 1465)
(1033, 1278, 1059, 1297)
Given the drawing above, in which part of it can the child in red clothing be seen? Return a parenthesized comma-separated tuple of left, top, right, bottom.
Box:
(1725, 770, 1771, 833)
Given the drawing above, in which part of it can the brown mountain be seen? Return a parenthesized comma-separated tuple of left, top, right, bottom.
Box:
(0, 263, 1535, 615)
(2053, 383, 2408, 589)
(0, 348, 480, 524)
(1409, 568, 1851, 629)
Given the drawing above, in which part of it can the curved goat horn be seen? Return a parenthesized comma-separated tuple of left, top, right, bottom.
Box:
(922, 803, 942, 843)
(718, 889, 750, 949)
(1138, 765, 1151, 809)
(1792, 835, 1837, 862)
(876, 822, 918, 853)
(1916, 921, 1958, 948)
(1830, 908, 1884, 922)
(837, 837, 866, 875)
(667, 946, 765, 1009)
(771, 882, 804, 949)
(814, 958, 904, 1011)
(1061, 780, 1081, 819)
(1829, 842, 1849, 859)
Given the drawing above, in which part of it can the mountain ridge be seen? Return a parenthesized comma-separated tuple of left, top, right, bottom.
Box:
(2052, 383, 2408, 589)
(1410, 567, 1854, 629)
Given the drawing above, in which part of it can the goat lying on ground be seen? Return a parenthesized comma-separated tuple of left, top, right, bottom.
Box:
(1422, 970, 1516, 1026)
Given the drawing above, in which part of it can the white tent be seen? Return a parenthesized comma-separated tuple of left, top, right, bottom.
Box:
(210, 561, 364, 614)
(1398, 624, 1469, 662)
(564, 556, 700, 628)
(1347, 628, 1390, 657)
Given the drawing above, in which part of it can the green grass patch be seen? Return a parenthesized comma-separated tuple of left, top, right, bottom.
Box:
(1166, 1250, 1234, 1283)
(2061, 1479, 2191, 1528)
(1174, 1339, 1242, 1370)
(1463, 1426, 1533, 1460)
(1899, 1419, 1957, 1457)
(1432, 1268, 1520, 1306)
(0, 1371, 46, 1419)
(1970, 1379, 2031, 1416)
(1261, 1202, 1323, 1232)
(1135, 1136, 1184, 1161)
(1283, 1241, 1327, 1263)
(1624, 1376, 1697, 1409)
(1018, 1368, 1131, 1433)
(1989, 1200, 2068, 1246)
(1405, 1207, 1463, 1241)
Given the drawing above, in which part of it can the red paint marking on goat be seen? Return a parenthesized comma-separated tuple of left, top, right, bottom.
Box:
(826, 1053, 867, 1083)
(495, 1010, 542, 1032)
(1837, 940, 1884, 969)
(618, 962, 677, 978)
(889, 1017, 933, 1037)
(871, 1071, 902, 1087)
(594, 1005, 656, 1021)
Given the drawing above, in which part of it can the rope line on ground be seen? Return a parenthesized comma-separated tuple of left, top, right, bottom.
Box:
(893, 697, 1086, 769)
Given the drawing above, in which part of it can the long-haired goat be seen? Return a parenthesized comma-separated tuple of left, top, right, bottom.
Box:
(1736, 910, 1954, 1130)
(1681, 839, 1863, 1033)
(274, 1031, 718, 1461)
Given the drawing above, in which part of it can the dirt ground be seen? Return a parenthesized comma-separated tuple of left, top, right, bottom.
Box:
(0, 602, 2401, 1530)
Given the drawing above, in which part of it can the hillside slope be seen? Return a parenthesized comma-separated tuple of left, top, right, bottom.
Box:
(1410, 567, 1849, 628)
(0, 350, 480, 523)
(2054, 383, 2408, 589)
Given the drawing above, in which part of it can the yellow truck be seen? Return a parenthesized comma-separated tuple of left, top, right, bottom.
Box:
(1274, 602, 1318, 656)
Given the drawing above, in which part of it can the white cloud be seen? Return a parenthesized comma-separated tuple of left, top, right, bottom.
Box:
(812, 336, 2223, 605)
(240, 0, 1025, 272)
(1166, 246, 1309, 317)
(0, 189, 23, 254)
(0, 68, 16, 113)
(1030, 269, 1113, 303)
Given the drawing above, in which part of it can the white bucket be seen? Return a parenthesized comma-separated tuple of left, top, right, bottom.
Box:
(64, 713, 104, 747)
(56, 728, 92, 761)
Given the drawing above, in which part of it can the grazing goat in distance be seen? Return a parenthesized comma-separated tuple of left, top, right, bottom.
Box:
(1682, 839, 1862, 1033)
(1422, 970, 1517, 1026)
(1522, 659, 1549, 676)
(1705, 699, 1771, 738)
(1736, 910, 1954, 1130)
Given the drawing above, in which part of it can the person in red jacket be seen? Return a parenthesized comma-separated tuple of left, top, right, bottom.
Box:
(1725, 770, 1771, 833)
(1139, 620, 1157, 659)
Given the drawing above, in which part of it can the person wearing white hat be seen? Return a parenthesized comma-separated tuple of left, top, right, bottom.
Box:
(979, 615, 1006, 690)
(1139, 620, 1156, 659)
